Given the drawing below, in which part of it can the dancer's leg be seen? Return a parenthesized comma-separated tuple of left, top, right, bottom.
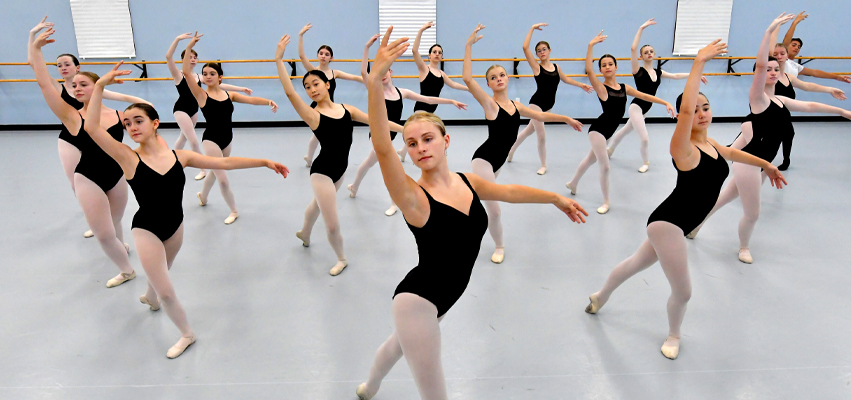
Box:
(349, 150, 378, 197)
(105, 179, 129, 246)
(592, 238, 659, 308)
(646, 221, 691, 358)
(173, 111, 205, 179)
(607, 114, 635, 154)
(687, 174, 741, 238)
(199, 141, 238, 221)
(779, 129, 794, 170)
(507, 120, 536, 163)
(392, 293, 447, 400)
(305, 134, 319, 167)
(58, 140, 82, 192)
(566, 148, 597, 194)
(309, 173, 347, 274)
(625, 105, 651, 168)
(732, 162, 763, 255)
(587, 132, 611, 211)
(471, 159, 504, 262)
(74, 174, 133, 276)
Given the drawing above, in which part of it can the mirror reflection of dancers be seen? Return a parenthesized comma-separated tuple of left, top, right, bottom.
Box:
(688, 14, 851, 264)
(276, 34, 404, 276)
(586, 40, 786, 360)
(166, 33, 253, 181)
(85, 64, 288, 359)
(356, 28, 587, 400)
(607, 18, 708, 173)
(299, 23, 365, 167)
(463, 24, 584, 264)
(566, 30, 675, 215)
(348, 33, 468, 217)
(506, 22, 594, 176)
(182, 32, 279, 225)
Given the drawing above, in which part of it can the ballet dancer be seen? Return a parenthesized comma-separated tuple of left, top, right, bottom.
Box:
(348, 33, 468, 217)
(585, 40, 786, 360)
(356, 28, 587, 399)
(85, 63, 288, 358)
(463, 24, 584, 264)
(166, 32, 254, 181)
(506, 22, 594, 176)
(607, 18, 708, 173)
(566, 30, 675, 215)
(299, 23, 365, 167)
(276, 34, 405, 276)
(688, 14, 851, 263)
(29, 17, 150, 239)
(182, 32, 279, 225)
(29, 25, 136, 288)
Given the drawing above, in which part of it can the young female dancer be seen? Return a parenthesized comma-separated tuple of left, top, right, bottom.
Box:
(85, 64, 288, 359)
(348, 33, 468, 217)
(687, 14, 851, 263)
(29, 17, 150, 239)
(585, 40, 786, 360)
(166, 32, 253, 181)
(276, 34, 405, 276)
(607, 18, 708, 173)
(506, 22, 594, 176)
(464, 24, 584, 264)
(299, 23, 365, 167)
(182, 32, 279, 225)
(356, 28, 587, 400)
(566, 30, 675, 215)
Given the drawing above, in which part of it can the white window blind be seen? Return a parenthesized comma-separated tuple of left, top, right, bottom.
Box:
(379, 0, 436, 57)
(69, 0, 136, 59)
(673, 0, 734, 56)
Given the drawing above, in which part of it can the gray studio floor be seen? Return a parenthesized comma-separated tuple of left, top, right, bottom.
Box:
(1, 122, 850, 399)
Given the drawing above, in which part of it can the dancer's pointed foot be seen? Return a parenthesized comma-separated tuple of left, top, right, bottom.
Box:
(536, 166, 547, 175)
(661, 336, 680, 360)
(106, 271, 135, 288)
(140, 294, 160, 311)
(738, 248, 753, 264)
(166, 336, 196, 359)
(329, 260, 348, 276)
(565, 182, 577, 195)
(194, 170, 207, 181)
(491, 247, 505, 264)
(584, 293, 602, 314)
(224, 212, 239, 225)
(638, 163, 650, 173)
(607, 147, 614, 158)
(686, 227, 699, 240)
(296, 231, 310, 247)
(196, 192, 207, 206)
(507, 151, 515, 163)
(356, 383, 374, 400)
(385, 205, 399, 216)
(304, 155, 312, 168)
(348, 184, 357, 198)
(597, 204, 610, 214)
(83, 230, 94, 238)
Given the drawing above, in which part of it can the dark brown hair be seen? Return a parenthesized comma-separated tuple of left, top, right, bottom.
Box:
(317, 45, 333, 58)
(598, 54, 617, 68)
(181, 49, 198, 59)
(57, 53, 80, 66)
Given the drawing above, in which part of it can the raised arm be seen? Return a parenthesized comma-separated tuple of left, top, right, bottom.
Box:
(752, 14, 795, 112)
(523, 23, 546, 75)
(86, 64, 138, 173)
(789, 75, 847, 99)
(298, 23, 317, 71)
(710, 138, 786, 189)
(515, 102, 583, 131)
(463, 24, 498, 117)
(557, 68, 594, 93)
(625, 85, 675, 117)
(781, 97, 851, 118)
(670, 41, 727, 165)
(275, 35, 320, 128)
(799, 67, 851, 83)
(166, 33, 192, 82)
(586, 31, 608, 98)
(782, 11, 807, 48)
(28, 17, 61, 93)
(28, 26, 78, 127)
(464, 173, 587, 223)
(631, 19, 655, 74)
(103, 90, 153, 105)
(661, 70, 709, 84)
(399, 88, 468, 110)
(413, 21, 433, 76)
(230, 92, 278, 112)
(360, 34, 380, 89)
(182, 32, 207, 108)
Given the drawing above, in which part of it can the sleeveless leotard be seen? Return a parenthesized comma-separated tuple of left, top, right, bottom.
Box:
(740, 99, 793, 163)
(471, 101, 521, 172)
(774, 74, 796, 99)
(529, 64, 560, 111)
(370, 87, 404, 141)
(173, 75, 202, 115)
(200, 92, 235, 150)
(589, 84, 628, 140)
(128, 150, 185, 242)
(58, 86, 85, 149)
(394, 173, 489, 317)
(413, 70, 445, 113)
(647, 145, 729, 234)
(310, 70, 337, 108)
(310, 106, 354, 182)
(74, 112, 125, 192)
(631, 67, 662, 114)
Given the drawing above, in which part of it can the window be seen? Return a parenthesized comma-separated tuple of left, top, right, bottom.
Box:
(378, 0, 436, 56)
(69, 0, 137, 59)
(673, 0, 734, 56)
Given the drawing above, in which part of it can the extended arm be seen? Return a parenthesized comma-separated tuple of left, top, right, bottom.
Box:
(661, 70, 708, 84)
(781, 97, 851, 118)
(463, 24, 499, 117)
(220, 83, 253, 95)
(557, 68, 594, 93)
(753, 14, 795, 111)
(413, 22, 432, 76)
(710, 138, 786, 188)
(631, 19, 655, 74)
(523, 23, 546, 75)
(348, 105, 404, 132)
(182, 33, 208, 107)
(586, 31, 608, 98)
(332, 69, 364, 84)
(28, 17, 61, 93)
(442, 73, 469, 91)
(625, 85, 675, 117)
(87, 66, 138, 172)
(782, 11, 807, 48)
(515, 102, 582, 131)
(275, 35, 319, 128)
(799, 67, 851, 83)
(103, 90, 153, 105)
(298, 23, 317, 71)
(399, 88, 467, 110)
(28, 27, 78, 127)
(789, 75, 847, 99)
(231, 92, 277, 112)
(465, 173, 587, 223)
(360, 34, 379, 89)
(166, 33, 191, 82)
(179, 150, 288, 176)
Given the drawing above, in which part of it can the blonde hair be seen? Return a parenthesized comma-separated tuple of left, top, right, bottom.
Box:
(485, 64, 506, 79)
(404, 112, 446, 136)
(75, 71, 100, 83)
(774, 42, 788, 51)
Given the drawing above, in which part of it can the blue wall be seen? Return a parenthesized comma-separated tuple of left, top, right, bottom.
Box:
(1, 1, 849, 125)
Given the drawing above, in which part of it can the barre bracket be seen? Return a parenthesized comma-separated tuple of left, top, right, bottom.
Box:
(133, 61, 147, 79)
(513, 60, 520, 79)
(656, 59, 668, 69)
(727, 59, 742, 74)
(288, 62, 296, 77)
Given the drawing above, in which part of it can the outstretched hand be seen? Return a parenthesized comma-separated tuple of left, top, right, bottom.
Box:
(696, 39, 728, 62)
(371, 26, 409, 78)
(276, 35, 291, 60)
(590, 30, 607, 46)
(98, 62, 133, 86)
(267, 161, 290, 177)
(765, 165, 787, 189)
(269, 101, 279, 113)
(838, 76, 851, 84)
(640, 18, 656, 29)
(555, 196, 589, 223)
(579, 83, 594, 93)
(31, 16, 54, 34)
(565, 117, 583, 132)
(467, 24, 485, 46)
(452, 101, 468, 110)
(33, 28, 56, 49)
(665, 103, 676, 118)
(831, 88, 847, 100)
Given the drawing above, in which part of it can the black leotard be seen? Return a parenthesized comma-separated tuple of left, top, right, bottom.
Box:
(200, 92, 235, 150)
(740, 99, 793, 163)
(310, 106, 353, 182)
(310, 70, 337, 108)
(173, 75, 202, 115)
(774, 74, 796, 99)
(647, 145, 729, 234)
(529, 64, 560, 111)
(413, 70, 445, 113)
(394, 173, 488, 318)
(589, 84, 627, 140)
(127, 151, 185, 242)
(370, 87, 404, 141)
(74, 112, 125, 192)
(58, 86, 84, 149)
(471, 101, 521, 172)
(631, 67, 662, 114)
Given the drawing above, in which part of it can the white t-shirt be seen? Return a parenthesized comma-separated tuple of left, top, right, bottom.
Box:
(785, 59, 805, 77)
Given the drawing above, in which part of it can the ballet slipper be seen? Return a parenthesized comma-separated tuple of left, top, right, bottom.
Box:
(686, 228, 699, 240)
(738, 248, 753, 264)
(348, 184, 357, 198)
(356, 383, 374, 400)
(106, 271, 136, 288)
(140, 294, 160, 311)
(536, 166, 547, 175)
(507, 151, 515, 163)
(224, 212, 239, 225)
(565, 182, 577, 195)
(661, 336, 680, 360)
(329, 260, 348, 276)
(584, 293, 601, 314)
(607, 147, 614, 158)
(491, 248, 505, 264)
(196, 192, 207, 206)
(385, 205, 399, 216)
(304, 155, 312, 168)
(166, 336, 196, 359)
(296, 231, 310, 247)
(194, 170, 206, 181)
(638, 163, 650, 173)
(597, 204, 610, 214)
(83, 230, 94, 238)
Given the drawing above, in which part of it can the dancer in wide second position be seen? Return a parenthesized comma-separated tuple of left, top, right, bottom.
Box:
(464, 24, 584, 264)
(585, 40, 786, 360)
(356, 27, 587, 400)
(566, 30, 675, 215)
